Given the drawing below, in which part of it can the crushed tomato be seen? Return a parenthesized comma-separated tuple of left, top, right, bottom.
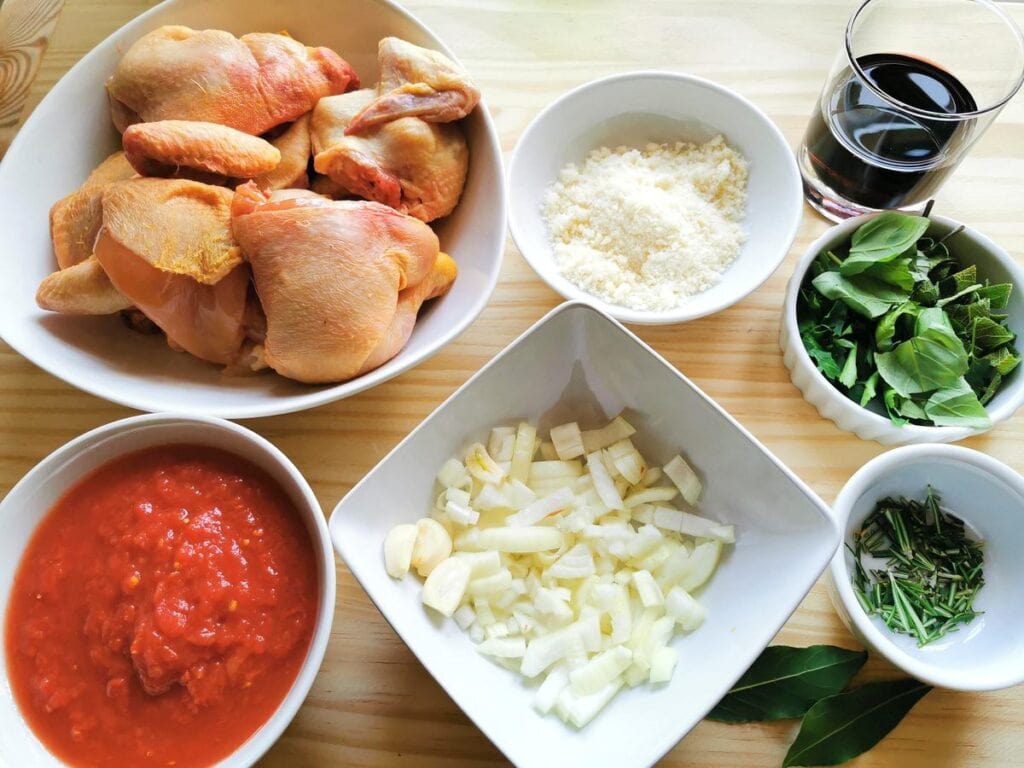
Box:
(4, 445, 319, 768)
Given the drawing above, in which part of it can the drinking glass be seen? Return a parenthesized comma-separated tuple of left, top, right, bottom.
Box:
(799, 0, 1024, 221)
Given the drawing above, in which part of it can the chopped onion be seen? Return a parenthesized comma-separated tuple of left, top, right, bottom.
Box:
(487, 426, 516, 463)
(550, 422, 585, 460)
(665, 586, 706, 631)
(533, 664, 570, 714)
(632, 569, 664, 607)
(570, 645, 632, 695)
(465, 443, 506, 485)
(586, 451, 624, 511)
(478, 526, 564, 553)
(664, 455, 702, 505)
(582, 415, 637, 453)
(506, 487, 575, 527)
(510, 422, 537, 483)
(477, 636, 526, 658)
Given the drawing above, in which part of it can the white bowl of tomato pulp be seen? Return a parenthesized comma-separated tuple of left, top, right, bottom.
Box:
(0, 414, 335, 767)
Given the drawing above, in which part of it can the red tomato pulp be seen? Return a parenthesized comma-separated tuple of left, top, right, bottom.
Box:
(5, 445, 319, 767)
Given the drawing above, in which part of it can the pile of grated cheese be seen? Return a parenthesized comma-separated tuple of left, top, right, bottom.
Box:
(542, 137, 748, 311)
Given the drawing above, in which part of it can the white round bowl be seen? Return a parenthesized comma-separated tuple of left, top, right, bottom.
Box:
(0, 414, 335, 766)
(781, 212, 1024, 444)
(829, 444, 1024, 691)
(0, 0, 505, 419)
(507, 71, 802, 325)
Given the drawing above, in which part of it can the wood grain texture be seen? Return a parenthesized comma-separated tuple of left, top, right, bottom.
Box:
(2, 0, 1024, 766)
(0, 0, 64, 156)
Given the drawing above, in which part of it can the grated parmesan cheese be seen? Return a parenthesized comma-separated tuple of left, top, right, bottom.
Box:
(541, 137, 748, 311)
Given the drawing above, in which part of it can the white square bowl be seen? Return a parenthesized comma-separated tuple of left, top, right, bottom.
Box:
(330, 301, 840, 768)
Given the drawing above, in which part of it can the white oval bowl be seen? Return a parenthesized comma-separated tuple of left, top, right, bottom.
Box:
(829, 444, 1024, 691)
(780, 212, 1024, 444)
(0, 413, 335, 767)
(0, 0, 505, 419)
(507, 71, 802, 325)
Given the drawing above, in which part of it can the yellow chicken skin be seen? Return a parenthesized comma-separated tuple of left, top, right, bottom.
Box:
(122, 120, 282, 179)
(231, 181, 457, 383)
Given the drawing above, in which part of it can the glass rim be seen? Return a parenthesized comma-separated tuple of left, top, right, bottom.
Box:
(844, 0, 1024, 120)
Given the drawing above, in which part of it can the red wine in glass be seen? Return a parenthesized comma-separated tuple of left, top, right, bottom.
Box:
(803, 53, 977, 211)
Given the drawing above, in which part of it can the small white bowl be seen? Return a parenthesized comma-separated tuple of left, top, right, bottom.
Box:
(781, 212, 1024, 444)
(507, 71, 802, 325)
(0, 414, 335, 767)
(330, 301, 839, 768)
(829, 444, 1024, 691)
(0, 0, 505, 419)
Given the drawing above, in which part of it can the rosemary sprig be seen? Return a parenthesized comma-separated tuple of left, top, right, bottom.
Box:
(850, 486, 984, 647)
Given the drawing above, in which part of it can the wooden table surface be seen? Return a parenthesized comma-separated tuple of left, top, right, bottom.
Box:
(3, 1, 1023, 765)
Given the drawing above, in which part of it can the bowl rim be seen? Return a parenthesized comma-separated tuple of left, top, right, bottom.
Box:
(829, 443, 1024, 691)
(783, 211, 1024, 441)
(507, 68, 803, 326)
(0, 412, 336, 766)
(0, 0, 507, 420)
(330, 299, 841, 766)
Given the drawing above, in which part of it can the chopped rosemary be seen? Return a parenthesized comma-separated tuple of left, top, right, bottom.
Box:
(850, 487, 984, 647)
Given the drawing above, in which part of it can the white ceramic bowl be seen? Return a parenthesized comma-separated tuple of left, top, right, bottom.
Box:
(0, 414, 335, 767)
(507, 71, 802, 325)
(330, 301, 839, 767)
(828, 444, 1024, 691)
(0, 0, 505, 419)
(781, 213, 1024, 445)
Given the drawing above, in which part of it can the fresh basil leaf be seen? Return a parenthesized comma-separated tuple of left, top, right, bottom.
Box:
(875, 311, 968, 396)
(812, 272, 909, 319)
(883, 388, 908, 426)
(782, 679, 932, 768)
(875, 302, 919, 352)
(908, 248, 948, 282)
(936, 283, 983, 307)
(802, 330, 843, 380)
(911, 280, 939, 307)
(859, 371, 880, 407)
(895, 396, 928, 421)
(839, 342, 858, 389)
(984, 346, 1021, 376)
(980, 372, 1004, 406)
(863, 257, 916, 291)
(924, 379, 992, 428)
(707, 645, 867, 723)
(972, 316, 1016, 352)
(846, 213, 930, 269)
(976, 282, 1012, 310)
(945, 298, 990, 336)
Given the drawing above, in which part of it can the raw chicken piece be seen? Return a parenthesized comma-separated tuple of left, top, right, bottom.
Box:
(253, 114, 312, 191)
(36, 256, 132, 315)
(312, 88, 468, 222)
(50, 151, 135, 269)
(346, 37, 480, 135)
(95, 179, 250, 366)
(123, 120, 281, 178)
(106, 26, 358, 135)
(231, 182, 456, 383)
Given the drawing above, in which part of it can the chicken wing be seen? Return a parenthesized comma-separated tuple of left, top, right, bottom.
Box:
(253, 114, 312, 191)
(122, 120, 281, 178)
(346, 37, 480, 135)
(36, 256, 133, 315)
(312, 88, 468, 222)
(94, 178, 250, 366)
(106, 26, 358, 135)
(230, 182, 456, 383)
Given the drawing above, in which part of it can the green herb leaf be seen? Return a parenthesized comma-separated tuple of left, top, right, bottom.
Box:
(782, 680, 932, 768)
(984, 346, 1021, 376)
(972, 316, 1015, 352)
(883, 388, 908, 426)
(859, 371, 880, 407)
(875, 310, 968, 396)
(976, 283, 1012, 310)
(863, 258, 916, 291)
(844, 213, 930, 274)
(875, 302, 919, 352)
(812, 272, 909, 319)
(707, 645, 868, 723)
(924, 379, 992, 428)
(802, 329, 843, 380)
(839, 342, 859, 389)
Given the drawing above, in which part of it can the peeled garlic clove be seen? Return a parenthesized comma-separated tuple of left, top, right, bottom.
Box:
(421, 556, 471, 617)
(383, 523, 418, 579)
(412, 518, 453, 577)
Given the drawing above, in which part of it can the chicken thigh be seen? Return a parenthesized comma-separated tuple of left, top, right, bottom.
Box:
(106, 26, 358, 135)
(94, 178, 251, 366)
(231, 182, 457, 383)
(312, 88, 468, 222)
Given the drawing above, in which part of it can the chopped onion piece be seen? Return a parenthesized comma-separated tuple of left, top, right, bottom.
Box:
(653, 505, 734, 542)
(510, 422, 537, 483)
(533, 664, 570, 714)
(488, 426, 516, 462)
(453, 550, 502, 579)
(477, 636, 527, 658)
(632, 570, 664, 607)
(529, 460, 583, 482)
(678, 540, 723, 593)
(586, 451, 624, 511)
(467, 569, 513, 596)
(582, 415, 636, 453)
(624, 486, 679, 508)
(570, 645, 632, 695)
(556, 677, 624, 728)
(538, 442, 558, 461)
(506, 487, 575, 527)
(649, 647, 678, 684)
(504, 479, 537, 511)
(437, 457, 469, 489)
(474, 484, 510, 512)
(478, 526, 564, 553)
(453, 604, 476, 630)
(550, 422, 585, 460)
(665, 586, 705, 631)
(547, 542, 596, 579)
(445, 499, 480, 526)
(664, 455, 702, 505)
(606, 439, 646, 485)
